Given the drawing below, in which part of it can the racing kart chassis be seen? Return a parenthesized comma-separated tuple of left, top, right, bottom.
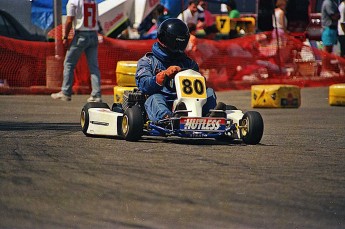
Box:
(81, 69, 264, 144)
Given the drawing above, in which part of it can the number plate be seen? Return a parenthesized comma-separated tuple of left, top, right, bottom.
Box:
(178, 75, 207, 99)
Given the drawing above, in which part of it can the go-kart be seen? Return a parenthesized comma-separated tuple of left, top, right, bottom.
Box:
(80, 69, 264, 144)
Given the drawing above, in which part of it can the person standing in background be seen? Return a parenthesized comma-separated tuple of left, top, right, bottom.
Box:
(197, 0, 218, 39)
(178, 0, 203, 30)
(51, 0, 102, 102)
(338, 0, 345, 58)
(226, 0, 240, 38)
(321, 0, 340, 77)
(272, 0, 288, 45)
(140, 4, 171, 39)
(227, 0, 240, 19)
(285, 0, 310, 33)
(186, 22, 198, 52)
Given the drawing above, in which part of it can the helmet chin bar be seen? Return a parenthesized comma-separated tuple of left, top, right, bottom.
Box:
(157, 41, 167, 50)
(158, 41, 185, 55)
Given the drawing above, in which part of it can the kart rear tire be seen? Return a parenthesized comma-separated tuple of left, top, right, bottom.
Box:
(81, 102, 110, 136)
(121, 105, 144, 141)
(240, 111, 264, 145)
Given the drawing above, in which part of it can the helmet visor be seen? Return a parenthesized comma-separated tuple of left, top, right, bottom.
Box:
(164, 32, 189, 53)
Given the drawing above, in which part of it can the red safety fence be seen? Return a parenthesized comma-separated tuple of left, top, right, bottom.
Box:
(0, 32, 345, 95)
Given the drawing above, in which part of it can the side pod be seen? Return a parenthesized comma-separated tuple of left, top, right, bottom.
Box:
(84, 108, 123, 137)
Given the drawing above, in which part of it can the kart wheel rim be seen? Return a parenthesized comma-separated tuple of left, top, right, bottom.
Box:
(241, 117, 249, 136)
(81, 110, 86, 128)
(122, 115, 129, 135)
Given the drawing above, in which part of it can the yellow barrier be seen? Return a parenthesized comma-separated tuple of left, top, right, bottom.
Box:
(116, 61, 137, 87)
(114, 61, 138, 103)
(251, 84, 301, 108)
(329, 83, 345, 106)
(215, 16, 255, 35)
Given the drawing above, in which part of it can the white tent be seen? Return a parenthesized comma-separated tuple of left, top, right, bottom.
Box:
(98, 0, 134, 36)
(131, 0, 160, 29)
(98, 0, 160, 36)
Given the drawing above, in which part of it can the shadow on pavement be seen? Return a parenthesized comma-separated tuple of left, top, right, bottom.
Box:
(0, 122, 81, 132)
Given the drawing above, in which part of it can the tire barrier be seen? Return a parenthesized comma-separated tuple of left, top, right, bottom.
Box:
(116, 61, 138, 87)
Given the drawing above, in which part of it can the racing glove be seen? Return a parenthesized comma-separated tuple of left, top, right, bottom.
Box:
(156, 66, 181, 86)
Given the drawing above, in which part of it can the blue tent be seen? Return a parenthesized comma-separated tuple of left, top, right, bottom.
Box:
(31, 0, 67, 30)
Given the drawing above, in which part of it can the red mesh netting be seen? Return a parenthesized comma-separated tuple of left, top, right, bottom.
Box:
(0, 32, 344, 95)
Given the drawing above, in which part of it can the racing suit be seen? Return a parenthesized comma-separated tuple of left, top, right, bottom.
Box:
(136, 42, 217, 121)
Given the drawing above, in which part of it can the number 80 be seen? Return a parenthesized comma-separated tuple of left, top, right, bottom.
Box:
(182, 78, 205, 95)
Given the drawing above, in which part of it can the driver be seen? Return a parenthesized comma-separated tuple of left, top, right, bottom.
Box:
(135, 18, 218, 122)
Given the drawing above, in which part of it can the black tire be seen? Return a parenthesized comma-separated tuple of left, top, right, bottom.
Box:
(80, 102, 110, 136)
(121, 105, 144, 141)
(240, 111, 264, 145)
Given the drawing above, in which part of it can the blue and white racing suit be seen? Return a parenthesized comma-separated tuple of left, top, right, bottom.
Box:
(135, 42, 217, 121)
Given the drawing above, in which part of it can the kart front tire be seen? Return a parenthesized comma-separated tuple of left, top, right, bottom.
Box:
(240, 111, 264, 145)
(81, 102, 110, 136)
(121, 105, 144, 141)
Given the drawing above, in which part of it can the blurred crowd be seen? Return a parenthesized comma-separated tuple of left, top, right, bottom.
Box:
(127, 0, 242, 41)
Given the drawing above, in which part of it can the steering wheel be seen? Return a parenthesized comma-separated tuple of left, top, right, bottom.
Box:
(163, 68, 188, 91)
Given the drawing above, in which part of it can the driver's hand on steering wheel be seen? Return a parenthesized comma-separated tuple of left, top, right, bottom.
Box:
(156, 66, 181, 86)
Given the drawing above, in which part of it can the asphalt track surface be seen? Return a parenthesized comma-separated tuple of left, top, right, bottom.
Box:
(0, 86, 344, 229)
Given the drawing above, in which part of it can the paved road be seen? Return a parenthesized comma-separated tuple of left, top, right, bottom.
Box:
(0, 87, 344, 229)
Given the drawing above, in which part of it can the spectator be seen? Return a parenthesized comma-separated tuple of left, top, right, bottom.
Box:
(226, 0, 240, 38)
(156, 4, 171, 26)
(51, 0, 102, 102)
(286, 0, 310, 33)
(178, 0, 203, 30)
(140, 4, 171, 39)
(338, 0, 345, 58)
(257, 0, 274, 32)
(186, 22, 197, 52)
(320, 0, 340, 77)
(227, 0, 240, 19)
(138, 13, 154, 38)
(198, 0, 218, 39)
(272, 0, 288, 46)
(197, 1, 205, 23)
